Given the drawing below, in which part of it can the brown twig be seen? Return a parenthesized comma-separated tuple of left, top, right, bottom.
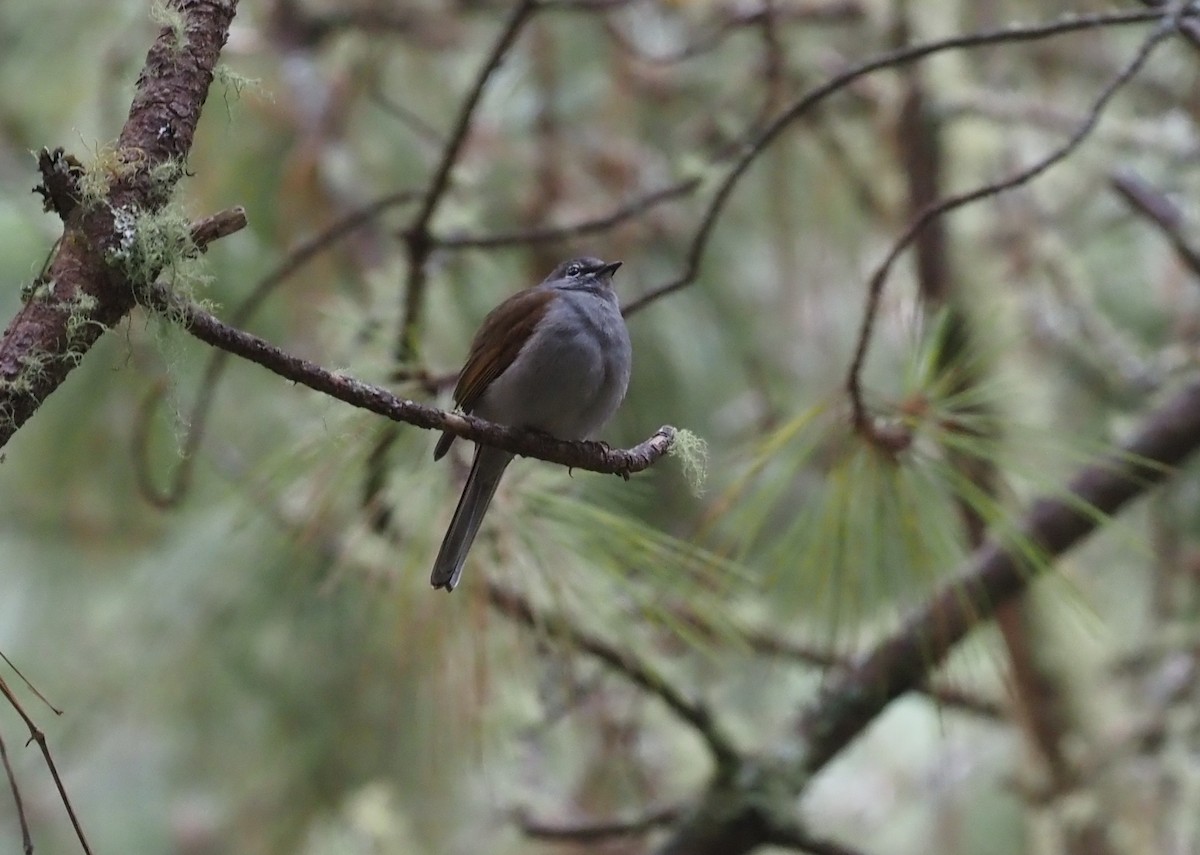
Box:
(33, 147, 85, 220)
(397, 0, 539, 360)
(736, 623, 1005, 720)
(376, 0, 540, 534)
(0, 677, 91, 855)
(487, 583, 739, 765)
(0, 650, 62, 717)
(620, 6, 1169, 317)
(138, 282, 675, 476)
(0, 728, 32, 855)
(845, 16, 1174, 434)
(187, 206, 248, 252)
(1110, 168, 1200, 280)
(133, 191, 417, 508)
(432, 177, 700, 249)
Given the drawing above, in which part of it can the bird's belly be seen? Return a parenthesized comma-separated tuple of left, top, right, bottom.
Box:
(475, 314, 629, 440)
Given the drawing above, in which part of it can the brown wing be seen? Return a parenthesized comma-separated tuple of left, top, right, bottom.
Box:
(434, 287, 554, 460)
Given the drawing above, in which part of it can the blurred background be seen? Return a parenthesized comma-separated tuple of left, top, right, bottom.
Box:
(2, 1, 1200, 853)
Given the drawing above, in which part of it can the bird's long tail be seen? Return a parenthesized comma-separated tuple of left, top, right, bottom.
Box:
(430, 447, 513, 591)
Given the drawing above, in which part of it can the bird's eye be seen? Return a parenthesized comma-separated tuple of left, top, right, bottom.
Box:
(566, 263, 582, 277)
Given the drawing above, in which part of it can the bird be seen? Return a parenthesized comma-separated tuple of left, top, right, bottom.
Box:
(430, 257, 633, 592)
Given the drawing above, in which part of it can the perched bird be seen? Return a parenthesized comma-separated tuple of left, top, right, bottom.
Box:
(430, 257, 632, 592)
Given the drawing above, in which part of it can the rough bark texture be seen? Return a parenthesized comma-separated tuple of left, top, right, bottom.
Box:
(0, 0, 238, 448)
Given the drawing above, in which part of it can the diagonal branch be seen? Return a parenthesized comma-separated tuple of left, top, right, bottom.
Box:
(0, 728, 31, 855)
(0, 677, 91, 855)
(798, 373, 1200, 776)
(654, 371, 1200, 855)
(487, 583, 739, 765)
(0, 0, 240, 451)
(1110, 168, 1200, 280)
(138, 283, 675, 477)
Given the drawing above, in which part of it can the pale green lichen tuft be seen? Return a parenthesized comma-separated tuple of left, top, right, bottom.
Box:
(670, 429, 709, 496)
(9, 352, 51, 393)
(78, 143, 126, 207)
(150, 0, 189, 55)
(64, 293, 105, 348)
(214, 64, 262, 99)
(150, 159, 186, 189)
(108, 203, 195, 289)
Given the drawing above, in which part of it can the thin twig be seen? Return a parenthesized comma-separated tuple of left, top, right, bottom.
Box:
(368, 82, 447, 147)
(487, 583, 739, 765)
(187, 206, 248, 252)
(0, 677, 92, 855)
(1110, 168, 1200, 280)
(397, 0, 539, 359)
(621, 6, 1168, 317)
(432, 177, 700, 249)
(0, 727, 32, 855)
(741, 625, 1005, 720)
(665, 603, 1005, 719)
(0, 650, 62, 716)
(604, 0, 862, 66)
(844, 16, 1175, 433)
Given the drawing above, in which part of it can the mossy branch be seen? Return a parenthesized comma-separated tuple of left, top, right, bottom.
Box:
(0, 0, 241, 449)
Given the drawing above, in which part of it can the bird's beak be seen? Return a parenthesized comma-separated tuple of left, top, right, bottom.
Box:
(599, 261, 622, 277)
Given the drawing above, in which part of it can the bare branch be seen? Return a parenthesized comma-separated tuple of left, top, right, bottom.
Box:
(621, 6, 1168, 317)
(845, 16, 1174, 434)
(487, 583, 739, 765)
(432, 177, 700, 249)
(798, 373, 1200, 777)
(1111, 168, 1200, 280)
(137, 283, 675, 476)
(187, 206, 248, 252)
(0, 677, 91, 855)
(0, 728, 32, 855)
(397, 0, 539, 359)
